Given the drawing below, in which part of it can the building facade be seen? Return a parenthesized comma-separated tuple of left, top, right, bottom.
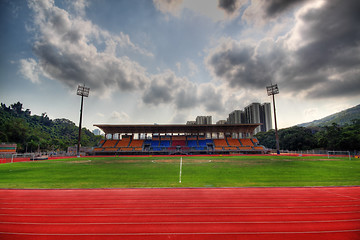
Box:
(260, 103, 272, 132)
(227, 102, 272, 135)
(195, 116, 212, 125)
(227, 110, 246, 124)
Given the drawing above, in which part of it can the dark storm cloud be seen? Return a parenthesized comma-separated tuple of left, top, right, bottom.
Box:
(33, 41, 145, 93)
(307, 74, 360, 99)
(142, 75, 174, 105)
(285, 0, 360, 98)
(264, 0, 305, 17)
(174, 86, 198, 110)
(208, 0, 360, 99)
(207, 39, 286, 90)
(142, 71, 200, 110)
(33, 42, 87, 87)
(218, 0, 239, 15)
(198, 84, 225, 112)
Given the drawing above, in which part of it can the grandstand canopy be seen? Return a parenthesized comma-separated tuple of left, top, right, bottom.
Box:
(94, 124, 261, 137)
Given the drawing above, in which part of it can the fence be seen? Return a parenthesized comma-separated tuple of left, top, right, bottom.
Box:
(272, 149, 359, 157)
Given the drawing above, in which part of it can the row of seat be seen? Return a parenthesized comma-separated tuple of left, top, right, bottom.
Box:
(94, 137, 262, 153)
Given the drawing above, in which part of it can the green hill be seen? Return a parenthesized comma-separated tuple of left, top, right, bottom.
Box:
(0, 102, 102, 152)
(298, 104, 360, 127)
(256, 103, 360, 151)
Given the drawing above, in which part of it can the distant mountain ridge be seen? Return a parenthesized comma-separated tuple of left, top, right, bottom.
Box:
(298, 104, 360, 127)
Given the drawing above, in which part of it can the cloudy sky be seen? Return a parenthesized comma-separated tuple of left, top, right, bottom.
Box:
(1, 0, 359, 131)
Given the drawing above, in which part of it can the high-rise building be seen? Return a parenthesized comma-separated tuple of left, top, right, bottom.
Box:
(245, 103, 261, 133)
(260, 103, 272, 132)
(195, 116, 212, 125)
(228, 110, 246, 124)
(227, 102, 272, 134)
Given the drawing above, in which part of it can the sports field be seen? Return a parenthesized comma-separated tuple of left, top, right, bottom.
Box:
(1, 155, 359, 240)
(0, 155, 359, 188)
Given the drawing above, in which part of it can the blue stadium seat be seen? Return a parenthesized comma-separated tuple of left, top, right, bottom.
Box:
(151, 141, 160, 147)
(187, 140, 198, 148)
(160, 141, 170, 147)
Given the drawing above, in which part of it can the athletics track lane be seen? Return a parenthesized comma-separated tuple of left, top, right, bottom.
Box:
(0, 187, 359, 240)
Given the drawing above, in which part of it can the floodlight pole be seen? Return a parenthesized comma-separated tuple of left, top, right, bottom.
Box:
(267, 84, 280, 154)
(77, 85, 90, 157)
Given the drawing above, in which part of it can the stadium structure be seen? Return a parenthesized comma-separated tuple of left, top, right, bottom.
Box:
(93, 123, 268, 155)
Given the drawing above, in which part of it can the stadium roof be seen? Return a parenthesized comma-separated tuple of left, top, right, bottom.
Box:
(94, 124, 261, 136)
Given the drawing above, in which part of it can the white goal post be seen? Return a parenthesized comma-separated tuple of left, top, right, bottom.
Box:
(327, 151, 351, 160)
(11, 153, 35, 163)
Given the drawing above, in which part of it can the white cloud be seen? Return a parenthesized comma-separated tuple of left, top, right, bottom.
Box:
(176, 62, 181, 72)
(96, 112, 105, 118)
(142, 70, 197, 109)
(19, 58, 41, 83)
(23, 0, 152, 96)
(153, 0, 247, 22)
(153, 0, 184, 17)
(206, 0, 360, 100)
(187, 59, 199, 77)
(110, 111, 130, 123)
(70, 0, 89, 17)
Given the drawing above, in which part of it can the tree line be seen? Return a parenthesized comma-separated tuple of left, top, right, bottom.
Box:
(255, 120, 360, 152)
(0, 102, 102, 152)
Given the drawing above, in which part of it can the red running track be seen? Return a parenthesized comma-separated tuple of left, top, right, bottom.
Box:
(0, 187, 359, 240)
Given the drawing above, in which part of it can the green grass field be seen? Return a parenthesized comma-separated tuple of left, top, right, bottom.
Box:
(0, 155, 359, 188)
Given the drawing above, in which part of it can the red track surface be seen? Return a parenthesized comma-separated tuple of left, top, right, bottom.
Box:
(0, 187, 359, 240)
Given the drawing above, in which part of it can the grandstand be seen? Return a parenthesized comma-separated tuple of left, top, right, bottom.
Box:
(93, 124, 267, 155)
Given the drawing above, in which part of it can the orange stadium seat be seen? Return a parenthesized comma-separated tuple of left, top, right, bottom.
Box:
(198, 136, 206, 140)
(240, 139, 254, 147)
(130, 140, 144, 148)
(120, 147, 133, 152)
(115, 138, 131, 148)
(104, 148, 119, 152)
(254, 146, 264, 150)
(102, 140, 118, 148)
(226, 137, 241, 146)
(187, 136, 197, 140)
(213, 139, 228, 147)
(224, 146, 238, 151)
(239, 146, 253, 150)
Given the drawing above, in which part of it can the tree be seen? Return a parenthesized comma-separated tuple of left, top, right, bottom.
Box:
(10, 102, 23, 116)
(1, 101, 103, 152)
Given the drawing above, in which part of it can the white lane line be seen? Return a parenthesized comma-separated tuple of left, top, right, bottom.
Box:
(1, 199, 359, 204)
(318, 188, 360, 201)
(0, 229, 359, 236)
(1, 204, 360, 210)
(1, 219, 360, 224)
(1, 210, 359, 216)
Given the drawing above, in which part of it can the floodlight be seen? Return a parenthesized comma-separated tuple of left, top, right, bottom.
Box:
(76, 85, 90, 157)
(266, 83, 280, 154)
(267, 84, 279, 96)
(77, 85, 90, 97)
